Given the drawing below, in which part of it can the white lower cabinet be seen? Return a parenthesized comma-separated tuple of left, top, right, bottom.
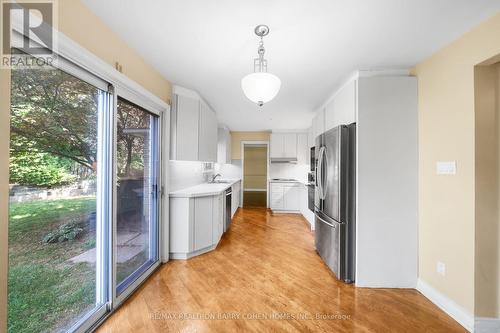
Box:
(231, 181, 241, 217)
(170, 193, 224, 259)
(212, 193, 224, 243)
(299, 184, 315, 230)
(270, 182, 300, 212)
(193, 196, 214, 251)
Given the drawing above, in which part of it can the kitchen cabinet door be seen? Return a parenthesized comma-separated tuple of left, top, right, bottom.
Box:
(198, 103, 218, 162)
(297, 133, 308, 165)
(212, 194, 223, 243)
(313, 109, 325, 139)
(283, 185, 300, 211)
(271, 191, 284, 210)
(173, 94, 199, 161)
(307, 126, 314, 148)
(217, 127, 231, 164)
(324, 98, 336, 132)
(270, 133, 284, 158)
(325, 79, 356, 131)
(231, 181, 241, 217)
(283, 133, 297, 158)
(194, 196, 213, 250)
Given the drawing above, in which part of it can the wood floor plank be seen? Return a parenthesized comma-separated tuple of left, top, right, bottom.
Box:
(97, 208, 466, 333)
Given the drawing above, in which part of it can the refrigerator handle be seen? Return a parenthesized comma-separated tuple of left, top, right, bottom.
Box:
(317, 146, 325, 199)
(320, 147, 328, 200)
(315, 213, 336, 228)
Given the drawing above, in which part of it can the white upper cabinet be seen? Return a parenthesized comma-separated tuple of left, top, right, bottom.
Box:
(171, 94, 199, 161)
(325, 79, 357, 131)
(170, 86, 218, 162)
(297, 133, 309, 165)
(270, 133, 284, 158)
(270, 133, 297, 159)
(307, 126, 314, 148)
(198, 102, 218, 162)
(217, 127, 232, 164)
(283, 133, 297, 158)
(312, 108, 325, 140)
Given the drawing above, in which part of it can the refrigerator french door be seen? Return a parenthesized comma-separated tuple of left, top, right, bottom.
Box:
(314, 124, 356, 283)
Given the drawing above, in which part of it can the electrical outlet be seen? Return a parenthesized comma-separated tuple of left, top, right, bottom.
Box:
(437, 262, 446, 276)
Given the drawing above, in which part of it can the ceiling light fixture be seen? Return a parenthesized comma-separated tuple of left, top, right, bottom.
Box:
(241, 25, 281, 107)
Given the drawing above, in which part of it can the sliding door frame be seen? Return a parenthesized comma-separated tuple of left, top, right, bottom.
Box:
(6, 11, 169, 333)
(111, 87, 163, 307)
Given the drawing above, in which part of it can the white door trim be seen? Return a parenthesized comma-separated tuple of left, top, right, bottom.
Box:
(475, 317, 500, 333)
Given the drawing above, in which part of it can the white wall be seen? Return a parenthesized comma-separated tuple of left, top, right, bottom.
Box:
(355, 76, 418, 288)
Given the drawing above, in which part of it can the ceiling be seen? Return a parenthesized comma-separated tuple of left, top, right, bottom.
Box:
(82, 0, 500, 131)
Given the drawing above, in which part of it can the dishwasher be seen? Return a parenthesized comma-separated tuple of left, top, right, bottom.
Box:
(224, 188, 232, 232)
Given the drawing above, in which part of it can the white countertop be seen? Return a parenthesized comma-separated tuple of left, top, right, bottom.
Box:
(169, 179, 241, 198)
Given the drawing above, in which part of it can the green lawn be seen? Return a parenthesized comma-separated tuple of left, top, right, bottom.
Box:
(8, 197, 97, 333)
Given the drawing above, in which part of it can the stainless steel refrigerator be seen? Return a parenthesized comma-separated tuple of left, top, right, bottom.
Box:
(314, 123, 356, 283)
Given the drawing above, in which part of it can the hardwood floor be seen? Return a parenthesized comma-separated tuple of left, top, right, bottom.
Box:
(243, 191, 267, 207)
(97, 208, 466, 333)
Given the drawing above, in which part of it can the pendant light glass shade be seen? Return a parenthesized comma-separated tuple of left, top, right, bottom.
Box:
(241, 72, 281, 106)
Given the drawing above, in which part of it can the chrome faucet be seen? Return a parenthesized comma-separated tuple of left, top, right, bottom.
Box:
(211, 173, 222, 183)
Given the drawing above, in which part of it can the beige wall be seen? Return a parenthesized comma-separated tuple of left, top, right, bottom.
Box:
(474, 63, 500, 318)
(58, 0, 171, 103)
(231, 131, 270, 160)
(243, 146, 267, 190)
(413, 12, 500, 314)
(0, 0, 171, 330)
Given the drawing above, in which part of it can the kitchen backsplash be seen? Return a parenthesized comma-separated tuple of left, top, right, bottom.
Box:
(269, 163, 310, 183)
(168, 161, 207, 192)
(169, 159, 309, 192)
(169, 160, 243, 192)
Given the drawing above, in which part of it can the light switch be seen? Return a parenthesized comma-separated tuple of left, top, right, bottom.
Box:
(437, 261, 446, 276)
(436, 161, 456, 175)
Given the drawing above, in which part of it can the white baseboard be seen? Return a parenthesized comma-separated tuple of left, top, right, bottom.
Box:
(475, 317, 500, 333)
(416, 279, 474, 332)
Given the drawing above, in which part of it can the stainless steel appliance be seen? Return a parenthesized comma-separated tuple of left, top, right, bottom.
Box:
(310, 146, 316, 171)
(307, 171, 315, 184)
(224, 188, 232, 231)
(314, 123, 356, 283)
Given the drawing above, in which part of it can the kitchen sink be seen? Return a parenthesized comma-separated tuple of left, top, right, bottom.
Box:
(210, 180, 232, 184)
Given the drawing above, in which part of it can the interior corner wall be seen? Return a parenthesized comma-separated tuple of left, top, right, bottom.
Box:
(474, 64, 500, 318)
(413, 11, 500, 314)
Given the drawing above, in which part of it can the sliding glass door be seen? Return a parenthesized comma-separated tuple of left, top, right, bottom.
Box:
(115, 97, 160, 298)
(8, 52, 110, 333)
(8, 53, 162, 332)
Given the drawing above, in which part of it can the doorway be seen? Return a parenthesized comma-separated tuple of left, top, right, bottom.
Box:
(474, 61, 500, 321)
(242, 143, 269, 208)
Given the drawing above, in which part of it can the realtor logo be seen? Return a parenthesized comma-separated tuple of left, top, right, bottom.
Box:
(1, 0, 56, 68)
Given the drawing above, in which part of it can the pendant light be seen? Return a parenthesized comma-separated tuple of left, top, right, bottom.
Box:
(241, 25, 281, 107)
